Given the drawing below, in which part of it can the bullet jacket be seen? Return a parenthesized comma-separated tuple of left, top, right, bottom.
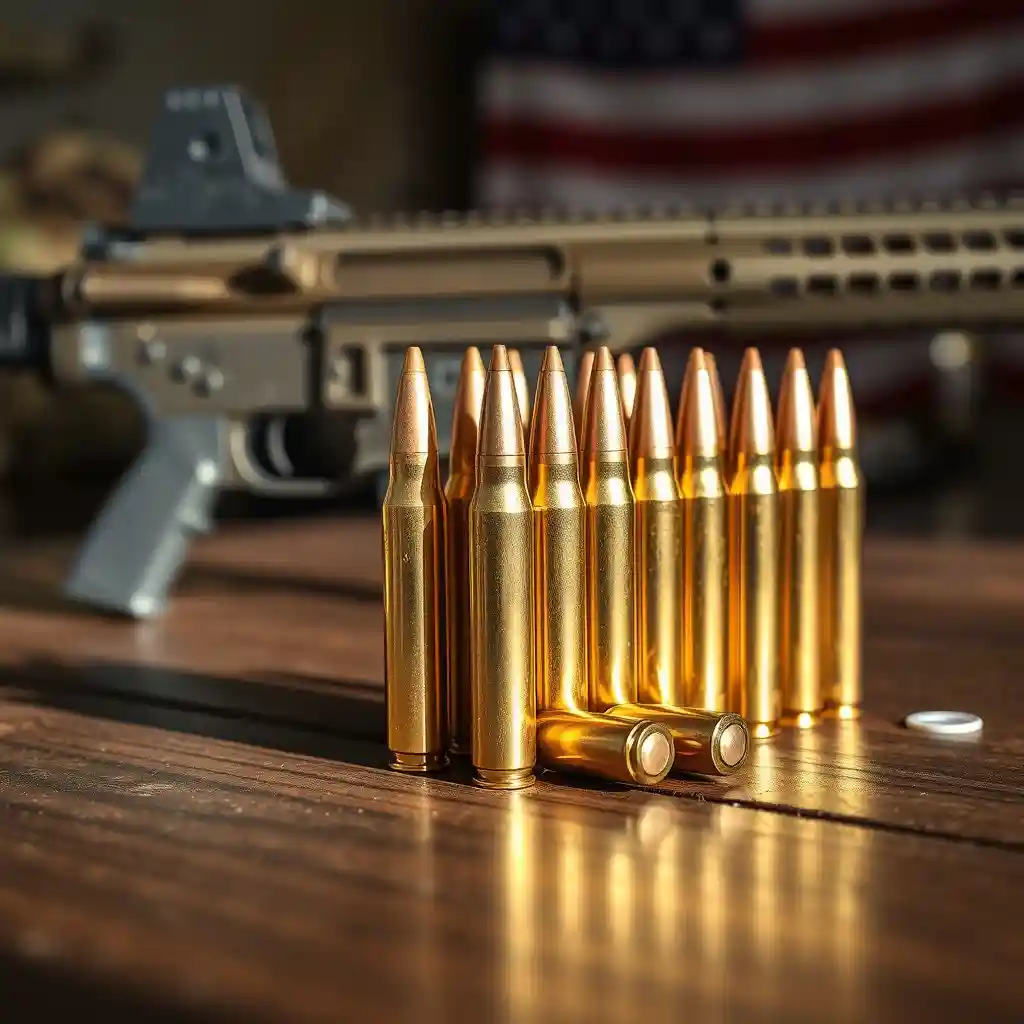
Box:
(676, 349, 729, 713)
(529, 346, 588, 714)
(581, 347, 636, 712)
(606, 704, 750, 777)
(470, 345, 537, 789)
(777, 349, 822, 728)
(728, 349, 781, 738)
(444, 346, 487, 755)
(630, 348, 682, 707)
(818, 349, 863, 719)
(538, 709, 674, 786)
(617, 351, 637, 425)
(509, 348, 531, 428)
(573, 349, 596, 450)
(383, 347, 448, 771)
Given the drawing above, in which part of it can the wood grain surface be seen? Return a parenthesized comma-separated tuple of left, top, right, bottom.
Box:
(0, 513, 1022, 1021)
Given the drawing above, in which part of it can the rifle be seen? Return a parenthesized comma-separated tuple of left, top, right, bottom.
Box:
(1, 84, 1023, 619)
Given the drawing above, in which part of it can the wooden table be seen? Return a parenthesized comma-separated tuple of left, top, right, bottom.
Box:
(0, 511, 1021, 1022)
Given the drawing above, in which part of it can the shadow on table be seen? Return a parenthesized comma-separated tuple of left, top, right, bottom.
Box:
(0, 659, 391, 770)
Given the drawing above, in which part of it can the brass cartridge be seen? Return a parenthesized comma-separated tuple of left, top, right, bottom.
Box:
(777, 349, 822, 728)
(509, 347, 531, 429)
(444, 346, 486, 755)
(629, 347, 682, 706)
(606, 703, 749, 777)
(676, 349, 729, 713)
(383, 346, 448, 771)
(728, 348, 780, 739)
(818, 349, 863, 720)
(529, 345, 587, 713)
(470, 344, 536, 789)
(617, 351, 637, 425)
(537, 709, 674, 786)
(573, 348, 595, 448)
(581, 347, 636, 711)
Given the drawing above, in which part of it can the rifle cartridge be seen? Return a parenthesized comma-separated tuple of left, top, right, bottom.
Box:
(676, 349, 729, 713)
(629, 348, 682, 706)
(605, 704, 749, 777)
(383, 347, 447, 771)
(537, 709, 674, 786)
(444, 346, 486, 755)
(728, 349, 781, 739)
(529, 346, 587, 714)
(573, 349, 596, 449)
(582, 347, 636, 712)
(508, 348, 531, 429)
(777, 350, 822, 728)
(818, 350, 863, 720)
(470, 345, 536, 789)
(617, 351, 637, 426)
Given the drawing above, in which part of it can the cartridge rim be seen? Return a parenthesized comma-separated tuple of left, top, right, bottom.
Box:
(474, 767, 537, 790)
(626, 721, 674, 784)
(711, 715, 750, 774)
(389, 752, 449, 773)
(749, 721, 781, 740)
(780, 709, 820, 730)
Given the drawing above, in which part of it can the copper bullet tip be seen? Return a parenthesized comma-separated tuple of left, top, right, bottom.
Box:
(573, 349, 596, 442)
(678, 348, 721, 459)
(729, 347, 775, 463)
(530, 345, 576, 460)
(704, 350, 728, 452)
(818, 349, 857, 451)
(402, 345, 427, 374)
(584, 346, 628, 458)
(540, 344, 565, 373)
(629, 346, 675, 461)
(490, 344, 512, 372)
(449, 346, 487, 476)
(776, 348, 816, 455)
(616, 351, 637, 420)
(594, 346, 615, 373)
(391, 347, 436, 456)
(479, 345, 525, 459)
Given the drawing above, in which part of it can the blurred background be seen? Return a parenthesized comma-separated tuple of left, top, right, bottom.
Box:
(0, 0, 1022, 538)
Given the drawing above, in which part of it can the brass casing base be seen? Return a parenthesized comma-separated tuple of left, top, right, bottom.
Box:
(389, 751, 448, 773)
(749, 722, 780, 740)
(473, 767, 537, 790)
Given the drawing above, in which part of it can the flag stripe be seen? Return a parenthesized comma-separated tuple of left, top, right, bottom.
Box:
(479, 28, 1024, 131)
(480, 79, 1024, 178)
(749, 0, 1022, 66)
(478, 132, 1024, 208)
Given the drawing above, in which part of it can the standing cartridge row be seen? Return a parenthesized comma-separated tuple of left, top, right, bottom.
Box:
(382, 340, 862, 790)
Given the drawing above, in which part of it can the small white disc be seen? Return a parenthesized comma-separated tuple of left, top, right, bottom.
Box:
(904, 710, 982, 737)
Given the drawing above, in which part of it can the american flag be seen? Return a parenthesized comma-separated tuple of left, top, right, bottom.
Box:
(474, 0, 1024, 481)
(475, 0, 1024, 209)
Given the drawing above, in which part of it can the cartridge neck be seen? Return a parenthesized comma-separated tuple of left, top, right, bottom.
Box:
(632, 456, 679, 502)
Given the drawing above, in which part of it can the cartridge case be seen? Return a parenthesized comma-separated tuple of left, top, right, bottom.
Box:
(470, 345, 536, 789)
(529, 346, 587, 713)
(629, 348, 682, 706)
(728, 349, 780, 738)
(606, 703, 749, 777)
(581, 347, 636, 711)
(676, 349, 729, 712)
(777, 350, 822, 728)
(444, 347, 486, 755)
(537, 709, 674, 786)
(818, 350, 863, 719)
(383, 347, 448, 771)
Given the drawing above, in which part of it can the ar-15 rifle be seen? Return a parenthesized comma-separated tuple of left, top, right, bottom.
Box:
(1, 84, 1023, 620)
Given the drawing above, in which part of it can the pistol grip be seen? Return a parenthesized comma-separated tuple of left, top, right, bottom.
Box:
(63, 415, 226, 618)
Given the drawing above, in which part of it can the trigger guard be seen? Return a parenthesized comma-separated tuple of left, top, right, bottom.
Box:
(227, 420, 336, 498)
